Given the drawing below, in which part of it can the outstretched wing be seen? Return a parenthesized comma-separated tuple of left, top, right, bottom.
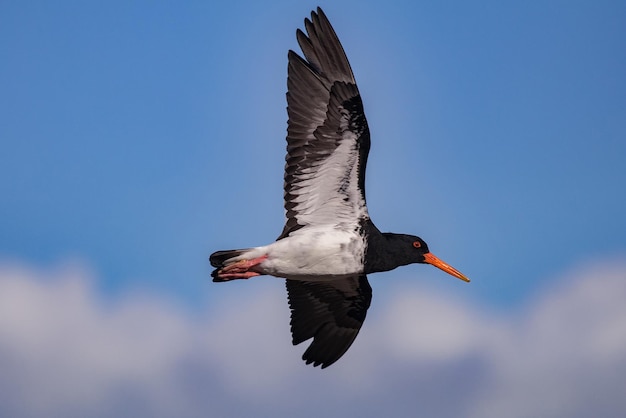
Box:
(286, 275, 372, 368)
(279, 7, 371, 239)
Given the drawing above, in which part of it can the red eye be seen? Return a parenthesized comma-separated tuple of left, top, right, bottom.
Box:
(413, 241, 421, 248)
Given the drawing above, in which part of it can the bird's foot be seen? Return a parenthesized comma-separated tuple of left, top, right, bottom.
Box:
(212, 255, 268, 282)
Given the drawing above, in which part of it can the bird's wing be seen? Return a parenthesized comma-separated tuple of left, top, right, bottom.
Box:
(286, 275, 372, 368)
(279, 7, 371, 239)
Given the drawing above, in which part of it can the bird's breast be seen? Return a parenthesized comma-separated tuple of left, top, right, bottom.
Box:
(259, 227, 365, 280)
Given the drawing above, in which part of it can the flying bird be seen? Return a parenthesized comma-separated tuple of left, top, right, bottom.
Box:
(210, 7, 470, 369)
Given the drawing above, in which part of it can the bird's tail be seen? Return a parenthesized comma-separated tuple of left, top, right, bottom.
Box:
(209, 248, 250, 282)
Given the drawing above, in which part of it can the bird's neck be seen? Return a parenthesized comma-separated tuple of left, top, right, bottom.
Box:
(363, 221, 413, 274)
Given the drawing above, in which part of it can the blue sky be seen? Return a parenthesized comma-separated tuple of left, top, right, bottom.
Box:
(1, 1, 625, 416)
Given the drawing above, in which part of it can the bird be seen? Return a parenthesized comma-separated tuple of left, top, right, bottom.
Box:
(210, 7, 470, 369)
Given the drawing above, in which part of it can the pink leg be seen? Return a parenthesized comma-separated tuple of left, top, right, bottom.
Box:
(216, 255, 268, 281)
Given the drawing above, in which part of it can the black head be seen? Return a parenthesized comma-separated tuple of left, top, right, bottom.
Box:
(376, 233, 470, 282)
(408, 235, 430, 262)
(383, 234, 430, 263)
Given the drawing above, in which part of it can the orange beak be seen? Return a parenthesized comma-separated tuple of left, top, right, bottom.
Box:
(423, 253, 470, 283)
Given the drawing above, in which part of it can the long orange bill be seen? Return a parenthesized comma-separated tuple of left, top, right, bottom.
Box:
(423, 253, 470, 283)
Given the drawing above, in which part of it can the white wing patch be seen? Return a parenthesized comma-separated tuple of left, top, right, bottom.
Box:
(289, 130, 368, 230)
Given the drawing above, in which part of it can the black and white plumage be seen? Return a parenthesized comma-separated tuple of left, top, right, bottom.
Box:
(210, 7, 469, 369)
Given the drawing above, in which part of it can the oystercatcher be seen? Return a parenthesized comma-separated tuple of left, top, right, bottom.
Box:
(210, 7, 470, 368)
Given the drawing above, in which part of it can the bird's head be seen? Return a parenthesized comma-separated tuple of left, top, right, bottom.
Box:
(396, 234, 470, 283)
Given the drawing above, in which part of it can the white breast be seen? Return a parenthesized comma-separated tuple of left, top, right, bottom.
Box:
(258, 226, 365, 280)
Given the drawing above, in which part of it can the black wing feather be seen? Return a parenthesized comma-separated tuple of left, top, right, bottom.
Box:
(286, 275, 372, 368)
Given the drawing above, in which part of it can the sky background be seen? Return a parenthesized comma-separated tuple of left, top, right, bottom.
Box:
(1, 0, 625, 416)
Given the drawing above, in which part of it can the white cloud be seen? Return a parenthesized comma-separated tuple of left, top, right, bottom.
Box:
(0, 257, 625, 417)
